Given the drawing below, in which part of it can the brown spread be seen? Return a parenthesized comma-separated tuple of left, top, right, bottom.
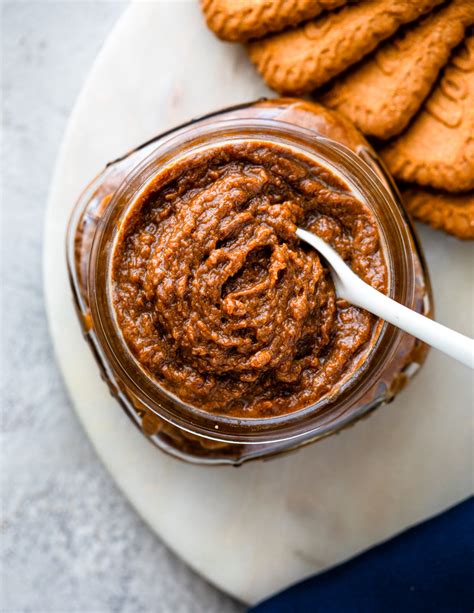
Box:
(112, 140, 387, 418)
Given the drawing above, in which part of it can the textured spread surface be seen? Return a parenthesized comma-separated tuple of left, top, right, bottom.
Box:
(201, 0, 346, 42)
(112, 141, 386, 417)
(247, 0, 444, 95)
(322, 0, 474, 139)
(382, 35, 474, 193)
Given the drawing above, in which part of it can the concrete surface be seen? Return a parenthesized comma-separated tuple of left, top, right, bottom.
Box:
(0, 3, 243, 612)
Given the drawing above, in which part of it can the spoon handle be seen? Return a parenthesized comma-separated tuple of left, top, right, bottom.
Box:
(348, 279, 474, 369)
(295, 228, 474, 368)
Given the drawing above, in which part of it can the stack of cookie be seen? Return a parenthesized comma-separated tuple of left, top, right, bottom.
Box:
(201, 0, 474, 239)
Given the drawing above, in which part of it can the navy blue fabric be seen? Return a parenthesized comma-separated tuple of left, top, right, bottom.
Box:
(250, 497, 473, 613)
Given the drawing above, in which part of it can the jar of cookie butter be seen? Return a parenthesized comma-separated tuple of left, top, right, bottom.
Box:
(67, 98, 432, 465)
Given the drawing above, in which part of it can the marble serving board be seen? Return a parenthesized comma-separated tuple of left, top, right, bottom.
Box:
(44, 1, 473, 605)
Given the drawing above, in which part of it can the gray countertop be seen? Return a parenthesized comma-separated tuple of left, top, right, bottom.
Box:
(1, 3, 242, 611)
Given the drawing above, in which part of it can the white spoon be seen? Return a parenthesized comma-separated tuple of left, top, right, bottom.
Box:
(296, 228, 474, 369)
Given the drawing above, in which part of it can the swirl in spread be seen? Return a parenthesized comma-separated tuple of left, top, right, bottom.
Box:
(112, 141, 387, 418)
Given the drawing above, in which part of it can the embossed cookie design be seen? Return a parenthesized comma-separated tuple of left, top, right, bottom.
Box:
(247, 0, 444, 95)
(322, 0, 474, 139)
(200, 0, 346, 43)
(382, 36, 474, 192)
(402, 187, 474, 239)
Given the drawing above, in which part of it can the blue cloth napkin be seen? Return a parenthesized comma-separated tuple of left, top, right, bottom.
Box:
(250, 497, 473, 613)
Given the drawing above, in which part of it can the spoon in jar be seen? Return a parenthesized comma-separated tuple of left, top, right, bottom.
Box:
(296, 228, 474, 369)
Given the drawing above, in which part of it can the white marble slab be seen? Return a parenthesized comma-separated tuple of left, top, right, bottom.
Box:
(44, 1, 473, 605)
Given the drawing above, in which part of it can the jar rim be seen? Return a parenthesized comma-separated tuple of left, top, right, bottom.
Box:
(88, 117, 417, 445)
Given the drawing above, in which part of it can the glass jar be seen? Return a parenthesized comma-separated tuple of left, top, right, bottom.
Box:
(67, 98, 432, 466)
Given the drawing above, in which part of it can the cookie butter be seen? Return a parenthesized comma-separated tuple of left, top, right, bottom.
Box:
(112, 140, 387, 417)
(67, 98, 432, 464)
